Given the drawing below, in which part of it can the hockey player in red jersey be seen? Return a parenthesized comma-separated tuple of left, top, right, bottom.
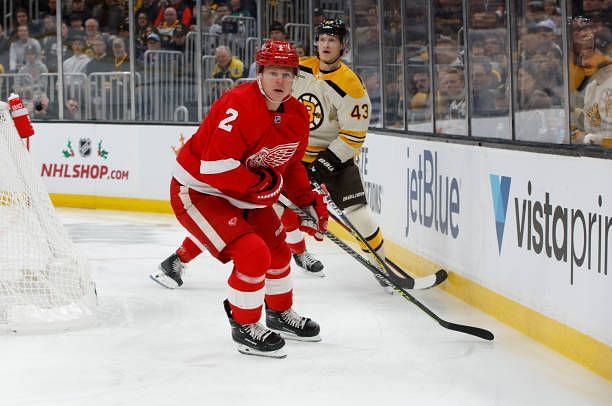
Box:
(161, 40, 328, 358)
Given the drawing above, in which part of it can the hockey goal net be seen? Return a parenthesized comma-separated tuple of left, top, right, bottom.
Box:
(0, 101, 96, 332)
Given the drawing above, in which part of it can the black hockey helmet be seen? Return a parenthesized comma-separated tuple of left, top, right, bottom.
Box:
(315, 18, 347, 42)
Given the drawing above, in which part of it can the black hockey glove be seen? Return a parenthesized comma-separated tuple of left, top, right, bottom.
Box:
(309, 149, 343, 184)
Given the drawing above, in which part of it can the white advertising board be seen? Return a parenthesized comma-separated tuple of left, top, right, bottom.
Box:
(29, 122, 197, 200)
(359, 134, 611, 344)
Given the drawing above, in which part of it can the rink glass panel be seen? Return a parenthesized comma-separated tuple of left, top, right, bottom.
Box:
(1, 0, 609, 149)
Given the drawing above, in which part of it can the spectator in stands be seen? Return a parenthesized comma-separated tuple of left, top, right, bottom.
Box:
(434, 36, 461, 67)
(84, 19, 105, 58)
(10, 8, 40, 40)
(581, 0, 606, 15)
(212, 45, 244, 80)
(409, 70, 430, 111)
(531, 45, 563, 103)
(45, 0, 59, 19)
(69, 13, 86, 34)
(138, 31, 163, 67)
(543, 0, 562, 32)
(63, 34, 90, 86)
(0, 24, 10, 72)
(214, 3, 232, 24)
(111, 37, 130, 71)
(167, 27, 187, 52)
(437, 67, 466, 119)
(313, 8, 326, 26)
(227, 0, 251, 17)
(471, 58, 502, 116)
(92, 0, 125, 34)
(146, 32, 163, 52)
(483, 34, 508, 79)
(294, 43, 306, 57)
(86, 35, 114, 74)
(208, 3, 231, 35)
(518, 62, 553, 109)
(155, 0, 192, 28)
(30, 93, 58, 120)
(18, 45, 48, 94)
(9, 26, 42, 72)
(135, 12, 152, 57)
(136, 0, 160, 24)
(569, 16, 612, 91)
(268, 21, 287, 41)
(40, 15, 57, 40)
(525, 1, 548, 25)
(68, 0, 92, 23)
(64, 98, 82, 120)
(191, 5, 217, 33)
(156, 7, 186, 45)
(42, 22, 69, 73)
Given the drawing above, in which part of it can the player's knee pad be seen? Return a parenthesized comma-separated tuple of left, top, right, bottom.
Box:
(227, 233, 271, 277)
(280, 206, 300, 231)
(345, 204, 384, 254)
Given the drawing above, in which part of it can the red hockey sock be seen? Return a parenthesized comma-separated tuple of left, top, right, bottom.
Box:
(224, 233, 270, 324)
(176, 237, 202, 263)
(265, 241, 293, 312)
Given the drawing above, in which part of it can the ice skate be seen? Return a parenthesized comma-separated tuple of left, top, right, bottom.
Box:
(224, 299, 286, 358)
(293, 251, 325, 277)
(150, 253, 184, 289)
(266, 305, 321, 342)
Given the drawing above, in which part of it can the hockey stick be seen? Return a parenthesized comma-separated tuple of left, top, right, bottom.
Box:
(312, 182, 448, 290)
(278, 195, 494, 341)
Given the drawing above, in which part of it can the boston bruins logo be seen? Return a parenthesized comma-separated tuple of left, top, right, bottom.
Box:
(297, 93, 324, 130)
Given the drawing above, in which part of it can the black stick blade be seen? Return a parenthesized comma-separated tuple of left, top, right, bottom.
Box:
(440, 320, 495, 341)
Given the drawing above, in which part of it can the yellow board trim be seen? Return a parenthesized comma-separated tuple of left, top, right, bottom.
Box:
(328, 221, 612, 381)
(47, 195, 611, 381)
(50, 193, 173, 214)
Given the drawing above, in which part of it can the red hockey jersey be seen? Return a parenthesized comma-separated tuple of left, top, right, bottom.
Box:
(173, 81, 314, 208)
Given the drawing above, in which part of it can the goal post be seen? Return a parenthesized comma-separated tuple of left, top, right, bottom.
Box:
(0, 100, 97, 333)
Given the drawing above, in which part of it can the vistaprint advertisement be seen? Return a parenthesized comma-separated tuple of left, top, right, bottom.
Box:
(361, 134, 610, 344)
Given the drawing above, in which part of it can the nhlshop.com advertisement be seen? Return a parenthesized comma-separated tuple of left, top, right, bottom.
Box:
(29, 123, 197, 200)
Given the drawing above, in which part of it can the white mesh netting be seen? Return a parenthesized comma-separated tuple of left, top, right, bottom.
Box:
(0, 101, 96, 333)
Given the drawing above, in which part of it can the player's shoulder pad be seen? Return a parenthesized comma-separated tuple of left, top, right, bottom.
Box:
(298, 56, 318, 74)
(326, 64, 366, 99)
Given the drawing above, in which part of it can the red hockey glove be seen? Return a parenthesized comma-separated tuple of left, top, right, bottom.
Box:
(245, 167, 283, 206)
(308, 148, 343, 185)
(298, 191, 328, 241)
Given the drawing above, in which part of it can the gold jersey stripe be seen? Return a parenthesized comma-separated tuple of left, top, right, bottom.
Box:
(339, 135, 365, 149)
(339, 128, 367, 137)
(339, 132, 366, 142)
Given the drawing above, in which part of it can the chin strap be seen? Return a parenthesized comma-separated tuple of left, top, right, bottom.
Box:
(256, 74, 292, 105)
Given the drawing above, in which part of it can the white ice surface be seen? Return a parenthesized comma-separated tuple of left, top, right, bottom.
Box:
(2, 208, 610, 406)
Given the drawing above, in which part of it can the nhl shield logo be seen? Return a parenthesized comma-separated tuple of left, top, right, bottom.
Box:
(79, 138, 92, 157)
(274, 115, 281, 124)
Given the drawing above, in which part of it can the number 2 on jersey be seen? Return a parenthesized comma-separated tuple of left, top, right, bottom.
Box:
(218, 108, 238, 132)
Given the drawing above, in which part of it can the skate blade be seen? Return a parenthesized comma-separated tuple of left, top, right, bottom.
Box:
(298, 267, 326, 278)
(274, 330, 322, 342)
(149, 273, 179, 289)
(236, 344, 287, 358)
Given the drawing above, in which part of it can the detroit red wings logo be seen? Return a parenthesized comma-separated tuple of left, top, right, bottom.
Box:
(246, 142, 299, 168)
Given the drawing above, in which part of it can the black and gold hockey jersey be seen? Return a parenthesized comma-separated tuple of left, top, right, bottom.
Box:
(292, 56, 371, 164)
